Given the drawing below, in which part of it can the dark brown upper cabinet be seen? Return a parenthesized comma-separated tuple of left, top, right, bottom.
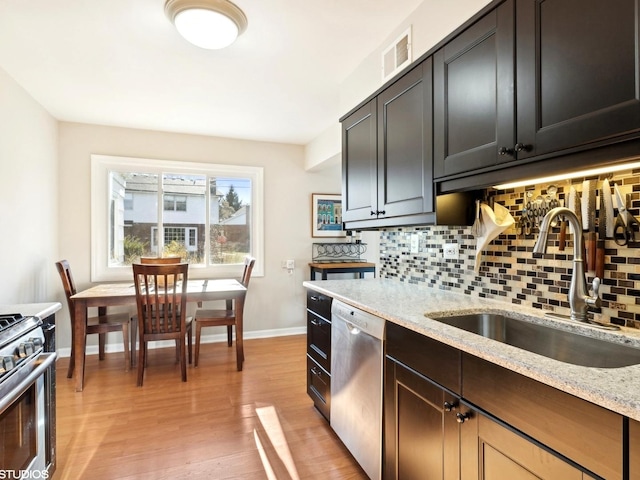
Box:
(377, 59, 434, 220)
(434, 0, 640, 182)
(516, 0, 640, 160)
(342, 60, 434, 228)
(342, 99, 377, 224)
(434, 0, 515, 179)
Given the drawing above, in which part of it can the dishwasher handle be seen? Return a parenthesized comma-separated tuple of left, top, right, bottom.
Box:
(346, 322, 361, 335)
(331, 299, 385, 340)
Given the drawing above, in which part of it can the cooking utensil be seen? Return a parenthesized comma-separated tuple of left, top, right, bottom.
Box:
(534, 195, 545, 226)
(583, 180, 596, 272)
(546, 184, 559, 227)
(603, 178, 615, 238)
(595, 188, 606, 279)
(568, 186, 580, 235)
(558, 198, 567, 251)
(613, 183, 640, 246)
(581, 180, 592, 231)
(547, 184, 559, 207)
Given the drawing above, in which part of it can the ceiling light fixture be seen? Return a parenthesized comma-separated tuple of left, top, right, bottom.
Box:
(165, 0, 247, 50)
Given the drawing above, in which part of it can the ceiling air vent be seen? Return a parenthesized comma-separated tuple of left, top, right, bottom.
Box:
(382, 27, 412, 82)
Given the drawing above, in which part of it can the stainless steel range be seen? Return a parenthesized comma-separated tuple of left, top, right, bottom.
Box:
(0, 313, 56, 476)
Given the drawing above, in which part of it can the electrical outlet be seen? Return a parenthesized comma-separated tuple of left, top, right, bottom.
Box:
(410, 233, 420, 253)
(443, 243, 459, 259)
(286, 259, 295, 269)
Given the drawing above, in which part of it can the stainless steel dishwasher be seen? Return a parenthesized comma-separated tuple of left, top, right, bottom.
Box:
(331, 299, 385, 480)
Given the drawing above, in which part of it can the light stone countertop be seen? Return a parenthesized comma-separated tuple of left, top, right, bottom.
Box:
(303, 278, 640, 422)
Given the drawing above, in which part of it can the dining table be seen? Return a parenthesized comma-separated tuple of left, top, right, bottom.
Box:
(70, 278, 247, 392)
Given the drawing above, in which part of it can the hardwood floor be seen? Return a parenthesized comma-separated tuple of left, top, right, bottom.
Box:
(53, 334, 367, 480)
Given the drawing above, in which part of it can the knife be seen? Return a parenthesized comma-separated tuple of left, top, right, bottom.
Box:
(587, 180, 602, 270)
(603, 178, 615, 238)
(595, 186, 606, 279)
(558, 197, 567, 251)
(568, 186, 578, 235)
(585, 180, 596, 273)
(581, 180, 591, 232)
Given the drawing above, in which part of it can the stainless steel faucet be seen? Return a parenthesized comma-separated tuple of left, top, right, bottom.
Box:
(533, 207, 601, 322)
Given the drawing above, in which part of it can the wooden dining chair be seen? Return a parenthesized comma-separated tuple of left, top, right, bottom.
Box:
(139, 256, 182, 264)
(193, 256, 256, 370)
(133, 256, 184, 362)
(55, 259, 132, 378)
(132, 262, 193, 386)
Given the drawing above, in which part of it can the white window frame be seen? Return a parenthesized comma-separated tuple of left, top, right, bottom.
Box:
(91, 154, 264, 282)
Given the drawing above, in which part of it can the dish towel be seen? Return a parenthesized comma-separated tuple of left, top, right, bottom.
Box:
(474, 203, 515, 274)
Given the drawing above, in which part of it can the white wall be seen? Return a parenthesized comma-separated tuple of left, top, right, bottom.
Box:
(304, 123, 341, 171)
(305, 0, 492, 170)
(0, 67, 58, 304)
(57, 122, 341, 352)
(340, 0, 492, 115)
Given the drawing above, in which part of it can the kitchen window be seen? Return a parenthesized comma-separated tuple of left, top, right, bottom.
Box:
(91, 154, 264, 281)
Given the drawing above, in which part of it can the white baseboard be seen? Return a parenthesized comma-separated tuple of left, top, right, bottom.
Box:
(55, 326, 307, 358)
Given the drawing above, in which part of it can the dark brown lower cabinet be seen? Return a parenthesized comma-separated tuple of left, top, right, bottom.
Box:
(631, 419, 640, 480)
(461, 409, 596, 480)
(384, 356, 464, 480)
(463, 354, 621, 480)
(306, 290, 332, 421)
(384, 322, 623, 479)
(384, 355, 596, 480)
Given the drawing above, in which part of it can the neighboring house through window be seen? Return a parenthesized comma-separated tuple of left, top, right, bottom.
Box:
(91, 154, 264, 281)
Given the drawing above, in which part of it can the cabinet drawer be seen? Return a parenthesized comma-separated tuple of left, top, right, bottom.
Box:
(306, 290, 332, 321)
(462, 353, 622, 480)
(307, 311, 330, 371)
(307, 355, 330, 421)
(386, 322, 461, 394)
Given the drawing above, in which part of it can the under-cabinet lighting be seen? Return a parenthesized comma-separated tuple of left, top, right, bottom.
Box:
(492, 159, 640, 190)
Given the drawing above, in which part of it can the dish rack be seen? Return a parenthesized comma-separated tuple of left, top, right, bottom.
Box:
(312, 242, 368, 263)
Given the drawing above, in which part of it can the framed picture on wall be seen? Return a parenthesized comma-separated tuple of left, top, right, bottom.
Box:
(312, 193, 345, 238)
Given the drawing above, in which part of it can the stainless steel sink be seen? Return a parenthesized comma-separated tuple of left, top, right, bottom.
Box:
(431, 313, 640, 368)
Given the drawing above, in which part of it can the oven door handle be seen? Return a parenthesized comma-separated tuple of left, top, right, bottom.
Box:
(0, 352, 56, 415)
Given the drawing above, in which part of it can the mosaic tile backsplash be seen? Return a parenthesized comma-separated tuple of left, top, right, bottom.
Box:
(379, 170, 640, 328)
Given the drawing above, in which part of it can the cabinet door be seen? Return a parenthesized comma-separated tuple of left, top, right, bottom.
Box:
(342, 100, 377, 222)
(377, 59, 434, 218)
(516, 0, 640, 159)
(631, 419, 640, 480)
(383, 357, 461, 480)
(433, 0, 515, 179)
(461, 411, 590, 480)
(463, 353, 622, 479)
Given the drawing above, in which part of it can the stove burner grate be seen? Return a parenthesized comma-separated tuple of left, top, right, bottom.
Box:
(0, 313, 27, 333)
